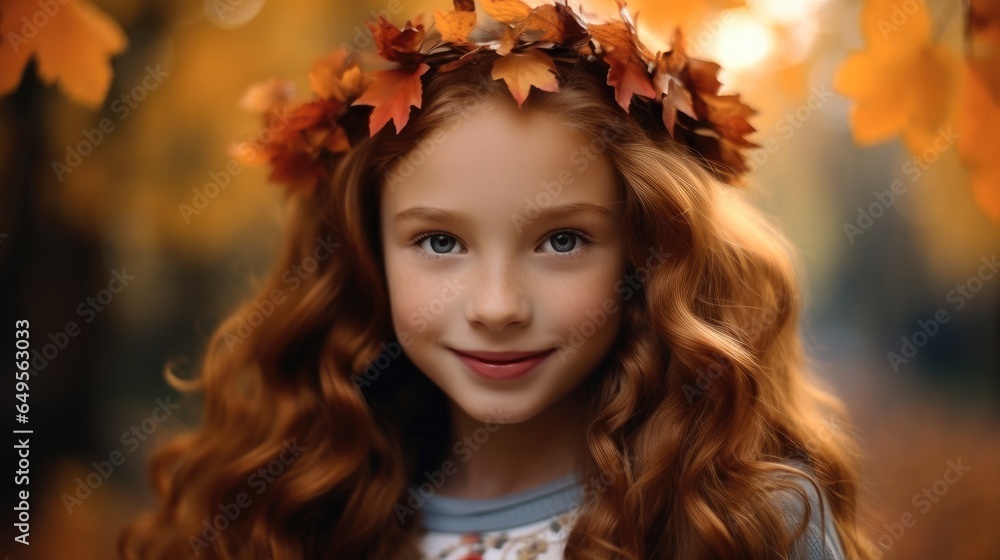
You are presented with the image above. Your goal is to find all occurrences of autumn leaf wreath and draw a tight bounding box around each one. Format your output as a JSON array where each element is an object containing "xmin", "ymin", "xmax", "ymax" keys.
[{"xmin": 230, "ymin": 0, "xmax": 758, "ymax": 194}]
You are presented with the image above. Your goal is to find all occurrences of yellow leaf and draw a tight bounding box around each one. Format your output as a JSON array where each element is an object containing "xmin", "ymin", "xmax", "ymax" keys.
[
  {"xmin": 480, "ymin": 0, "xmax": 532, "ymax": 25},
  {"xmin": 834, "ymin": 0, "xmax": 959, "ymax": 155},
  {"xmin": 434, "ymin": 8, "xmax": 477, "ymax": 44}
]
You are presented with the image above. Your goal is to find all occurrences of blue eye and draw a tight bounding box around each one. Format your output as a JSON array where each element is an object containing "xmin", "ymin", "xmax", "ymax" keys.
[
  {"xmin": 540, "ymin": 230, "xmax": 589, "ymax": 255},
  {"xmin": 414, "ymin": 233, "xmax": 460, "ymax": 255},
  {"xmin": 410, "ymin": 230, "xmax": 593, "ymax": 260}
]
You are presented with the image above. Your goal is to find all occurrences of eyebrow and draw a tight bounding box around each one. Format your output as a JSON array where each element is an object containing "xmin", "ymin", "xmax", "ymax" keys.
[{"xmin": 392, "ymin": 202, "xmax": 616, "ymax": 226}]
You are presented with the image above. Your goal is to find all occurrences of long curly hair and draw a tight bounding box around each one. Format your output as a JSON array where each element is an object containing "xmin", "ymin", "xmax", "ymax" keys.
[{"xmin": 119, "ymin": 52, "xmax": 879, "ymax": 560}]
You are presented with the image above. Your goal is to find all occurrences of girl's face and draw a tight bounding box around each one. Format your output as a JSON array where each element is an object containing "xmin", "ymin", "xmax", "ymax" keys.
[{"xmin": 379, "ymin": 102, "xmax": 626, "ymax": 424}]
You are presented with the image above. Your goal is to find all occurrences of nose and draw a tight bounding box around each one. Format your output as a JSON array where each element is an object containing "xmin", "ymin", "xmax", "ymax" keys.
[{"xmin": 463, "ymin": 257, "xmax": 532, "ymax": 333}]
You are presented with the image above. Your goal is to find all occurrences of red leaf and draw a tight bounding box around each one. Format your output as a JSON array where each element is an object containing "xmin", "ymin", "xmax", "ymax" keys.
[
  {"xmin": 351, "ymin": 63, "xmax": 431, "ymax": 135},
  {"xmin": 367, "ymin": 16, "xmax": 427, "ymax": 68},
  {"xmin": 605, "ymin": 56, "xmax": 655, "ymax": 112}
]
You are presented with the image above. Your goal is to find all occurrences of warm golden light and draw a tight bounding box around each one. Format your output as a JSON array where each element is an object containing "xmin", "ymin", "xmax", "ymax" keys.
[
  {"xmin": 702, "ymin": 9, "xmax": 775, "ymax": 71},
  {"xmin": 747, "ymin": 0, "xmax": 828, "ymax": 24}
]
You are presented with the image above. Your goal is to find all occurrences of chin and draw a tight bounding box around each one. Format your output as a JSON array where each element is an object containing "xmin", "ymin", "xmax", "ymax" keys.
[{"xmin": 453, "ymin": 394, "xmax": 540, "ymax": 426}]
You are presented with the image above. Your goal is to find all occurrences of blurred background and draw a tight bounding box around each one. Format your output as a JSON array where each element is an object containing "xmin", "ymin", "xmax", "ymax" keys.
[{"xmin": 0, "ymin": 0, "xmax": 997, "ymax": 558}]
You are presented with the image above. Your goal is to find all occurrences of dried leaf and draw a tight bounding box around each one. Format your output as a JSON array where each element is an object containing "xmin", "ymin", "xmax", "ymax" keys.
[
  {"xmin": 308, "ymin": 48, "xmax": 369, "ymax": 102},
  {"xmin": 351, "ymin": 63, "xmax": 431, "ymax": 135},
  {"xmin": 0, "ymin": 0, "xmax": 127, "ymax": 107},
  {"xmin": 434, "ymin": 0, "xmax": 477, "ymax": 44},
  {"xmin": 653, "ymin": 29, "xmax": 696, "ymax": 130},
  {"xmin": 661, "ymin": 79, "xmax": 690, "ymax": 136},
  {"xmin": 517, "ymin": 4, "xmax": 564, "ymax": 43},
  {"xmin": 491, "ymin": 48, "xmax": 559, "ymax": 107},
  {"xmin": 497, "ymin": 25, "xmax": 519, "ymax": 56},
  {"xmin": 605, "ymin": 55, "xmax": 655, "ymax": 111},
  {"xmin": 613, "ymin": 0, "xmax": 655, "ymax": 61},
  {"xmin": 588, "ymin": 20, "xmax": 633, "ymax": 59},
  {"xmin": 480, "ymin": 0, "xmax": 532, "ymax": 25},
  {"xmin": 697, "ymin": 94, "xmax": 757, "ymax": 147},
  {"xmin": 587, "ymin": 0, "xmax": 654, "ymax": 64},
  {"xmin": 653, "ymin": 29, "xmax": 688, "ymax": 79},
  {"xmin": 231, "ymin": 98, "xmax": 351, "ymax": 193},
  {"xmin": 686, "ymin": 59, "xmax": 723, "ymax": 96},
  {"xmin": 484, "ymin": 2, "xmax": 580, "ymax": 54},
  {"xmin": 685, "ymin": 59, "xmax": 757, "ymax": 148},
  {"xmin": 367, "ymin": 15, "xmax": 426, "ymax": 68}
]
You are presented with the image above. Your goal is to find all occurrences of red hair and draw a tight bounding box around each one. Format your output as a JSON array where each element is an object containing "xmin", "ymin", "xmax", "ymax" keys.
[{"xmin": 120, "ymin": 53, "xmax": 879, "ymax": 559}]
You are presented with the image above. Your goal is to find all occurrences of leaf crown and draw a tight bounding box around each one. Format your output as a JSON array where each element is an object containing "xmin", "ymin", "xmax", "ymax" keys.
[{"xmin": 232, "ymin": 0, "xmax": 759, "ymax": 194}]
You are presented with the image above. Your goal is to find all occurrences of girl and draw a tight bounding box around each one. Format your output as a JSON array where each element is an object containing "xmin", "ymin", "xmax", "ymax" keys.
[{"xmin": 120, "ymin": 2, "xmax": 877, "ymax": 558}]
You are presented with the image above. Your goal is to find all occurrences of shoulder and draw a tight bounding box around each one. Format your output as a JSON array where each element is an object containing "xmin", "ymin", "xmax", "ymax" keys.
[{"xmin": 769, "ymin": 459, "xmax": 848, "ymax": 560}]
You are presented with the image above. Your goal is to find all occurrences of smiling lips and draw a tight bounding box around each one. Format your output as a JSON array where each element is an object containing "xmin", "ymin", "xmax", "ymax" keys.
[{"xmin": 450, "ymin": 348, "xmax": 556, "ymax": 380}]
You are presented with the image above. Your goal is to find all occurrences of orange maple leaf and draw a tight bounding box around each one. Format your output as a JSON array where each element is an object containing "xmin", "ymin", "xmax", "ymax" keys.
[
  {"xmin": 351, "ymin": 63, "xmax": 431, "ymax": 135},
  {"xmin": 434, "ymin": 0, "xmax": 477, "ymax": 44},
  {"xmin": 0, "ymin": 0, "xmax": 128, "ymax": 108},
  {"xmin": 834, "ymin": 0, "xmax": 959, "ymax": 155},
  {"xmin": 490, "ymin": 48, "xmax": 560, "ymax": 107}
]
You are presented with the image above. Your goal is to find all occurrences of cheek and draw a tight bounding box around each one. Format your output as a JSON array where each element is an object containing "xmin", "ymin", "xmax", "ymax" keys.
[
  {"xmin": 384, "ymin": 252, "xmax": 416, "ymax": 331},
  {"xmin": 385, "ymin": 257, "xmax": 453, "ymax": 336},
  {"xmin": 543, "ymin": 264, "xmax": 625, "ymax": 336}
]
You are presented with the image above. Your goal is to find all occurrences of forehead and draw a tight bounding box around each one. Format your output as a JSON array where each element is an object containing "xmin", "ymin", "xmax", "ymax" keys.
[{"xmin": 380, "ymin": 103, "xmax": 621, "ymax": 215}]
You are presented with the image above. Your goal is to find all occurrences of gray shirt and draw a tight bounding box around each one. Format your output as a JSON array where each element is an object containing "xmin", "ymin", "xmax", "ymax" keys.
[{"xmin": 419, "ymin": 462, "xmax": 846, "ymax": 559}]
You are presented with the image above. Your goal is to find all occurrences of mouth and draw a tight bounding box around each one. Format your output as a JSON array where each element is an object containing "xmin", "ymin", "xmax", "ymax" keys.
[{"xmin": 449, "ymin": 348, "xmax": 556, "ymax": 380}]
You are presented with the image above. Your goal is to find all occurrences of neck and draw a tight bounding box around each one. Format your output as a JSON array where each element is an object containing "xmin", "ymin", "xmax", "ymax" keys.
[{"xmin": 434, "ymin": 382, "xmax": 590, "ymax": 499}]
